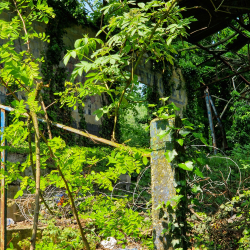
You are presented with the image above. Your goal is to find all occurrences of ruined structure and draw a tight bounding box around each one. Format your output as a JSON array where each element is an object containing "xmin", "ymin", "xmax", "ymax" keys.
[
  {"xmin": 0, "ymin": 11, "xmax": 187, "ymax": 135},
  {"xmin": 0, "ymin": 10, "xmax": 188, "ymax": 225}
]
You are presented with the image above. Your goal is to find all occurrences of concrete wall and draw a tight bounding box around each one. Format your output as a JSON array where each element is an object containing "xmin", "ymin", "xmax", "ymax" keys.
[
  {"xmin": 0, "ymin": 10, "xmax": 188, "ymax": 132},
  {"xmin": 0, "ymin": 10, "xmax": 102, "ymax": 136},
  {"xmin": 130, "ymin": 59, "xmax": 188, "ymax": 116}
]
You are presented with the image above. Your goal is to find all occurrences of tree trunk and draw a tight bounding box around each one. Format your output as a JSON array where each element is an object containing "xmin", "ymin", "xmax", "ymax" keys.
[{"xmin": 30, "ymin": 111, "xmax": 41, "ymax": 250}]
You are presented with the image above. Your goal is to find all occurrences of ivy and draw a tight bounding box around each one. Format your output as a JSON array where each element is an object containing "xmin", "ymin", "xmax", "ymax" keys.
[{"xmin": 41, "ymin": 0, "xmax": 89, "ymax": 145}]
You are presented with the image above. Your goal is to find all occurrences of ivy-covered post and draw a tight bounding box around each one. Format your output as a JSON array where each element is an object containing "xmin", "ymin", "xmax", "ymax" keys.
[{"xmin": 150, "ymin": 118, "xmax": 175, "ymax": 249}]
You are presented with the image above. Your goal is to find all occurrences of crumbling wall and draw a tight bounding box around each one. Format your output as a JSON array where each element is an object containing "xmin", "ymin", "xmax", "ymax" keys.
[
  {"xmin": 0, "ymin": 10, "xmax": 188, "ymax": 222},
  {"xmin": 0, "ymin": 11, "xmax": 102, "ymax": 135}
]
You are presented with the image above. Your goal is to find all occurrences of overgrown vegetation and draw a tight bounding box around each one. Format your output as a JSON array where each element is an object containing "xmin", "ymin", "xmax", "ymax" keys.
[{"xmin": 0, "ymin": 0, "xmax": 250, "ymax": 249}]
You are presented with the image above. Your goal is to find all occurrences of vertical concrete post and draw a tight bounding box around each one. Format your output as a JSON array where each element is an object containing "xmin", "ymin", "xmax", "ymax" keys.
[
  {"xmin": 0, "ymin": 108, "xmax": 6, "ymax": 250},
  {"xmin": 150, "ymin": 118, "xmax": 175, "ymax": 249}
]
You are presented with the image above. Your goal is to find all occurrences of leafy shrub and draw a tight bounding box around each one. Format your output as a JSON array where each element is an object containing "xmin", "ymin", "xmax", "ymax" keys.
[
  {"xmin": 80, "ymin": 195, "xmax": 153, "ymax": 248},
  {"xmin": 191, "ymin": 191, "xmax": 250, "ymax": 249}
]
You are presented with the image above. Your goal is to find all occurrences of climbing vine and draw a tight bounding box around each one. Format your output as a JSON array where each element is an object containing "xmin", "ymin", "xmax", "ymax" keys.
[{"xmin": 41, "ymin": 0, "xmax": 89, "ymax": 145}]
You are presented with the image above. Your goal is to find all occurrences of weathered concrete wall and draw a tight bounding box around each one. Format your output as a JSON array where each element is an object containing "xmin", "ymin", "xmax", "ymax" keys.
[
  {"xmin": 0, "ymin": 11, "xmax": 188, "ymax": 133},
  {"xmin": 0, "ymin": 11, "xmax": 102, "ymax": 135},
  {"xmin": 168, "ymin": 68, "xmax": 188, "ymax": 116},
  {"xmin": 128, "ymin": 57, "xmax": 187, "ymax": 116}
]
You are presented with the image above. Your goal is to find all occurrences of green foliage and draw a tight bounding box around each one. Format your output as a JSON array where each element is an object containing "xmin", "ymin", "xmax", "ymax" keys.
[
  {"xmin": 227, "ymin": 92, "xmax": 250, "ymax": 146},
  {"xmin": 41, "ymin": 0, "xmax": 89, "ymax": 145},
  {"xmin": 190, "ymin": 191, "xmax": 250, "ymax": 250},
  {"xmin": 2, "ymin": 0, "xmax": 249, "ymax": 249},
  {"xmin": 57, "ymin": 0, "xmax": 194, "ymax": 141},
  {"xmin": 17, "ymin": 220, "xmax": 97, "ymax": 250},
  {"xmin": 80, "ymin": 195, "xmax": 152, "ymax": 246},
  {"xmin": 150, "ymin": 97, "xmax": 250, "ymax": 249},
  {"xmin": 119, "ymin": 104, "xmax": 150, "ymax": 147},
  {"xmin": 36, "ymin": 222, "xmax": 86, "ymax": 249}
]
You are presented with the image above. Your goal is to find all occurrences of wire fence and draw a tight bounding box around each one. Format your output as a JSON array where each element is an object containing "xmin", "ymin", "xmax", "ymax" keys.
[{"xmin": 13, "ymin": 145, "xmax": 248, "ymax": 223}]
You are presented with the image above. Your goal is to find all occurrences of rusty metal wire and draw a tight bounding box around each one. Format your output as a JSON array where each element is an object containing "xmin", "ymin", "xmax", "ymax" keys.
[
  {"xmin": 15, "ymin": 186, "xmax": 70, "ymax": 221},
  {"xmin": 190, "ymin": 145, "xmax": 243, "ymax": 208}
]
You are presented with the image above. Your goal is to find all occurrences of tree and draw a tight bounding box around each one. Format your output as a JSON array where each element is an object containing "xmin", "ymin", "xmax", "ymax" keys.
[
  {"xmin": 58, "ymin": 0, "xmax": 194, "ymax": 141},
  {"xmin": 0, "ymin": 1, "xmax": 91, "ymax": 249}
]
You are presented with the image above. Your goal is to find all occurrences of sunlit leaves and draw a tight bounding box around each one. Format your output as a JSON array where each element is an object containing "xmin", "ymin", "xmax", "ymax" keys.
[
  {"xmin": 194, "ymin": 168, "xmax": 204, "ymax": 178},
  {"xmin": 178, "ymin": 161, "xmax": 194, "ymax": 171},
  {"xmin": 165, "ymin": 149, "xmax": 178, "ymax": 162},
  {"xmin": 177, "ymin": 139, "xmax": 184, "ymax": 146},
  {"xmin": 1, "ymin": 120, "xmax": 28, "ymax": 145},
  {"xmin": 58, "ymin": 0, "xmax": 194, "ymax": 122}
]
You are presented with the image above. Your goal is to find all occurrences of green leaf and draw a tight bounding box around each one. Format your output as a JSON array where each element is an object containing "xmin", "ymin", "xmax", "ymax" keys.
[
  {"xmin": 86, "ymin": 72, "xmax": 97, "ymax": 77},
  {"xmin": 179, "ymin": 129, "xmax": 190, "ymax": 137},
  {"xmin": 184, "ymin": 126, "xmax": 194, "ymax": 130},
  {"xmin": 166, "ymin": 37, "xmax": 173, "ymax": 46},
  {"xmin": 156, "ymin": 130, "xmax": 167, "ymax": 139},
  {"xmin": 165, "ymin": 149, "xmax": 177, "ymax": 162},
  {"xmin": 155, "ymin": 204, "xmax": 162, "ymax": 210},
  {"xmin": 177, "ymin": 139, "xmax": 184, "ymax": 146},
  {"xmin": 159, "ymin": 97, "xmax": 169, "ymax": 102},
  {"xmin": 138, "ymin": 2, "xmax": 145, "ymax": 8},
  {"xmin": 178, "ymin": 161, "xmax": 193, "ymax": 171},
  {"xmin": 148, "ymin": 104, "xmax": 157, "ymax": 107},
  {"xmin": 194, "ymin": 168, "xmax": 204, "ymax": 178},
  {"xmin": 96, "ymin": 29, "xmax": 103, "ymax": 37},
  {"xmin": 110, "ymin": 58, "xmax": 116, "ymax": 64},
  {"xmin": 121, "ymin": 97, "xmax": 129, "ymax": 105},
  {"xmin": 172, "ymin": 239, "xmax": 180, "ymax": 247},
  {"xmin": 193, "ymin": 132, "xmax": 208, "ymax": 145},
  {"xmin": 143, "ymin": 156, "xmax": 148, "ymax": 165},
  {"xmin": 64, "ymin": 52, "xmax": 71, "ymax": 65},
  {"xmin": 93, "ymin": 109, "xmax": 104, "ymax": 121},
  {"xmin": 70, "ymin": 51, "xmax": 76, "ymax": 58},
  {"xmin": 182, "ymin": 119, "xmax": 194, "ymax": 126},
  {"xmin": 191, "ymin": 184, "xmax": 202, "ymax": 193},
  {"xmin": 171, "ymin": 195, "xmax": 184, "ymax": 203},
  {"xmin": 14, "ymin": 190, "xmax": 23, "ymax": 199},
  {"xmin": 74, "ymin": 39, "xmax": 82, "ymax": 48},
  {"xmin": 159, "ymin": 114, "xmax": 175, "ymax": 120},
  {"xmin": 124, "ymin": 45, "xmax": 131, "ymax": 53}
]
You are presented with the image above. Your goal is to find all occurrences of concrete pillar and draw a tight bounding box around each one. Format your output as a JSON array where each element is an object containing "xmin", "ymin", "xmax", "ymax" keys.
[{"xmin": 150, "ymin": 118, "xmax": 175, "ymax": 249}]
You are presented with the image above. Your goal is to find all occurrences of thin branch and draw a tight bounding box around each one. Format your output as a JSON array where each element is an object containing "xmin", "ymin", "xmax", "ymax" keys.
[
  {"xmin": 39, "ymin": 109, "xmax": 91, "ymax": 250},
  {"xmin": 85, "ymin": 0, "xmax": 95, "ymax": 12},
  {"xmin": 27, "ymin": 118, "xmax": 54, "ymax": 215},
  {"xmin": 196, "ymin": 67, "xmax": 250, "ymax": 90},
  {"xmin": 29, "ymin": 110, "xmax": 41, "ymax": 250},
  {"xmin": 39, "ymin": 132, "xmax": 91, "ymax": 250},
  {"xmin": 217, "ymin": 0, "xmax": 225, "ymax": 11},
  {"xmin": 111, "ymin": 0, "xmax": 179, "ymax": 140},
  {"xmin": 211, "ymin": 95, "xmax": 228, "ymax": 102},
  {"xmin": 40, "ymin": 97, "xmax": 52, "ymax": 140},
  {"xmin": 45, "ymin": 101, "xmax": 56, "ymax": 110},
  {"xmin": 13, "ymin": 0, "xmax": 30, "ymax": 52},
  {"xmin": 178, "ymin": 32, "xmax": 237, "ymax": 52},
  {"xmin": 0, "ymin": 77, "xmax": 21, "ymax": 102},
  {"xmin": 221, "ymin": 5, "xmax": 250, "ymax": 11}
]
